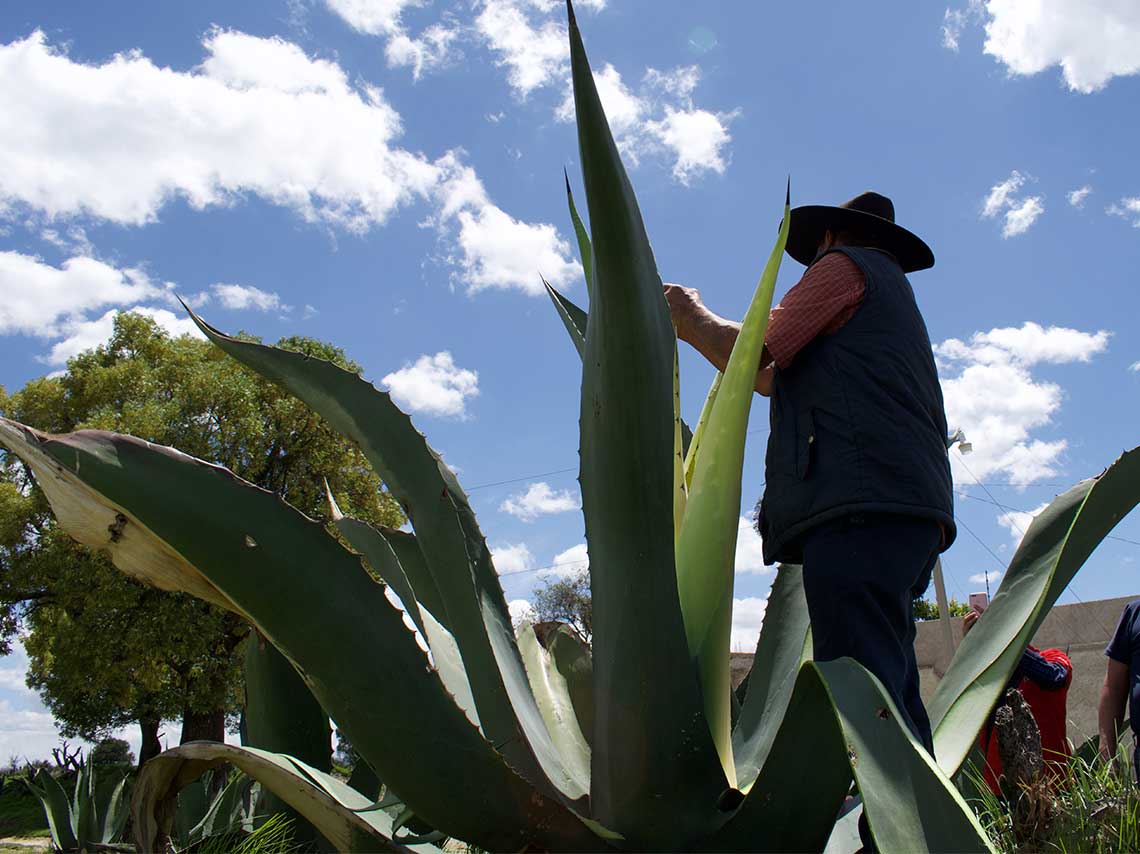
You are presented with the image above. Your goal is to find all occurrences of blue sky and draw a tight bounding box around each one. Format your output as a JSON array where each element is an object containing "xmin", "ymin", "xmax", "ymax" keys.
[{"xmin": 0, "ymin": 0, "xmax": 1138, "ymax": 761}]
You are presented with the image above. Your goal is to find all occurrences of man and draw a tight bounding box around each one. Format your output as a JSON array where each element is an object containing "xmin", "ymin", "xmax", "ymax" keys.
[
  {"xmin": 1099, "ymin": 598, "xmax": 1140, "ymax": 781},
  {"xmin": 666, "ymin": 191, "xmax": 955, "ymax": 754},
  {"xmin": 962, "ymin": 609, "xmax": 1073, "ymax": 793}
]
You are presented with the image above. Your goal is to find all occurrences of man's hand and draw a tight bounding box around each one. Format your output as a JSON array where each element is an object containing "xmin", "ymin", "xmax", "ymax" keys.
[
  {"xmin": 962, "ymin": 609, "xmax": 979, "ymax": 637},
  {"xmin": 663, "ymin": 283, "xmax": 706, "ymax": 342}
]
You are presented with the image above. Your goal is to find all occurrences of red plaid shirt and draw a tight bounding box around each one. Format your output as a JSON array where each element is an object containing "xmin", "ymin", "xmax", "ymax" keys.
[{"xmin": 765, "ymin": 252, "xmax": 865, "ymax": 370}]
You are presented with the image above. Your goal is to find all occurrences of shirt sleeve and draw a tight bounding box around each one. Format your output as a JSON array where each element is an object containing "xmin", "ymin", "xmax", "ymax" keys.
[
  {"xmin": 765, "ymin": 252, "xmax": 865, "ymax": 370},
  {"xmin": 1018, "ymin": 647, "xmax": 1071, "ymax": 691},
  {"xmin": 1106, "ymin": 601, "xmax": 1137, "ymax": 664}
]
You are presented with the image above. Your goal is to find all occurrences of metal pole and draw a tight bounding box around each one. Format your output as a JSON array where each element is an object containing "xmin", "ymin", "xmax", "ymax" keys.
[{"xmin": 932, "ymin": 558, "xmax": 957, "ymax": 667}]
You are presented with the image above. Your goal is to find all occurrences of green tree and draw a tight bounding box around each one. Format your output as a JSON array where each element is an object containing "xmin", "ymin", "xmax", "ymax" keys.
[
  {"xmin": 0, "ymin": 313, "xmax": 403, "ymax": 764},
  {"xmin": 913, "ymin": 596, "xmax": 970, "ymax": 621},
  {"xmin": 89, "ymin": 737, "xmax": 133, "ymax": 766},
  {"xmin": 531, "ymin": 571, "xmax": 592, "ymax": 644}
]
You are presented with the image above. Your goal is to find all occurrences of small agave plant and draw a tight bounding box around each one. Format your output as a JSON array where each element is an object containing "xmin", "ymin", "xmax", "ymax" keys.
[
  {"xmin": 24, "ymin": 763, "xmax": 131, "ymax": 853},
  {"xmin": 1, "ymin": 3, "xmax": 1136, "ymax": 852}
]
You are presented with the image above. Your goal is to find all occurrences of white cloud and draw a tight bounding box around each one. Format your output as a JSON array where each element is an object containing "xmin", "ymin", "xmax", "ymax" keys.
[
  {"xmin": 542, "ymin": 543, "xmax": 589, "ymax": 579},
  {"xmin": 323, "ymin": 1, "xmax": 458, "ymax": 78},
  {"xmin": 980, "ymin": 171, "xmax": 1043, "ymax": 238},
  {"xmin": 492, "ymin": 542, "xmax": 535, "ymax": 575},
  {"xmin": 0, "ymin": 665, "xmax": 31, "ymax": 694},
  {"xmin": 500, "ymin": 481, "xmax": 581, "ymax": 521},
  {"xmin": 508, "ymin": 598, "xmax": 536, "ymax": 627},
  {"xmin": 978, "ymin": 0, "xmax": 1140, "ymax": 93},
  {"xmin": 982, "ymin": 171, "xmax": 1025, "ymax": 218},
  {"xmin": 1067, "ymin": 185, "xmax": 1092, "ymax": 208},
  {"xmin": 1107, "ymin": 196, "xmax": 1140, "ymax": 228},
  {"xmin": 996, "ymin": 501, "xmax": 1050, "ymax": 544},
  {"xmin": 645, "ymin": 106, "xmax": 735, "ymax": 184},
  {"xmin": 0, "ymin": 30, "xmax": 440, "ymax": 230},
  {"xmin": 554, "ymin": 63, "xmax": 736, "ymax": 183},
  {"xmin": 45, "ymin": 307, "xmax": 204, "ymax": 366},
  {"xmin": 475, "ymin": 0, "xmax": 569, "ymax": 97},
  {"xmin": 0, "ymin": 31, "xmax": 581, "ymax": 295},
  {"xmin": 731, "ymin": 596, "xmax": 768, "ymax": 653},
  {"xmin": 453, "ymin": 202, "xmax": 581, "ymax": 295},
  {"xmin": 941, "ymin": 3, "xmax": 982, "ymax": 52},
  {"xmin": 0, "ymin": 251, "xmax": 166, "ymax": 337},
  {"xmin": 1131, "ymin": 361, "xmax": 1140, "ymax": 373},
  {"xmin": 968, "ymin": 570, "xmax": 1003, "ymax": 586},
  {"xmin": 1001, "ymin": 196, "xmax": 1044, "ymax": 237},
  {"xmin": 734, "ymin": 516, "xmax": 769, "ymax": 574},
  {"xmin": 381, "ymin": 351, "xmax": 479, "ymax": 417},
  {"xmin": 936, "ymin": 323, "xmax": 1110, "ymax": 486},
  {"xmin": 210, "ymin": 283, "xmax": 289, "ymax": 313}
]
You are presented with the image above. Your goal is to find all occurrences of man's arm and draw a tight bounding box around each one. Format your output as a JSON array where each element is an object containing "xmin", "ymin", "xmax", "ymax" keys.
[
  {"xmin": 663, "ymin": 285, "xmax": 774, "ymax": 395},
  {"xmin": 1098, "ymin": 658, "xmax": 1130, "ymax": 762}
]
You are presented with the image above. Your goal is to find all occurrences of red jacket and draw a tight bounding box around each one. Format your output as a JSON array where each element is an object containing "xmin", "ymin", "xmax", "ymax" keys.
[{"xmin": 979, "ymin": 646, "xmax": 1073, "ymax": 794}]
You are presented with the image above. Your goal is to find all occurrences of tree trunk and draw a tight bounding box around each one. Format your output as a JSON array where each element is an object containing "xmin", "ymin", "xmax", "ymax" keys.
[
  {"xmin": 179, "ymin": 706, "xmax": 226, "ymax": 744},
  {"xmin": 138, "ymin": 715, "xmax": 162, "ymax": 767}
]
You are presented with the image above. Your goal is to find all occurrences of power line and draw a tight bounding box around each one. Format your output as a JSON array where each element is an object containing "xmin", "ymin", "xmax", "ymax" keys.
[{"xmin": 466, "ymin": 467, "xmax": 577, "ymax": 493}]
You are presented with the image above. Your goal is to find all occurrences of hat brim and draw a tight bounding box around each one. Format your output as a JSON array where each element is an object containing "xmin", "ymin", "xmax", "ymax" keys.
[{"xmin": 785, "ymin": 205, "xmax": 934, "ymax": 273}]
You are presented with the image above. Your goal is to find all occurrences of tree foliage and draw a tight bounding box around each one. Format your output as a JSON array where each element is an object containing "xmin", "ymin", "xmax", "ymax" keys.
[
  {"xmin": 914, "ymin": 596, "xmax": 971, "ymax": 621},
  {"xmin": 0, "ymin": 313, "xmax": 403, "ymax": 752},
  {"xmin": 531, "ymin": 570, "xmax": 592, "ymax": 644},
  {"xmin": 89, "ymin": 737, "xmax": 134, "ymax": 766}
]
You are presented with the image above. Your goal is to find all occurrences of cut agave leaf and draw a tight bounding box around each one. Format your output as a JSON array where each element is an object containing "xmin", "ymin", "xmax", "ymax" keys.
[
  {"xmin": 131, "ymin": 743, "xmax": 438, "ymax": 853},
  {"xmin": 0, "ymin": 419, "xmax": 603, "ymax": 852},
  {"xmin": 674, "ymin": 184, "xmax": 790, "ymax": 786},
  {"xmin": 929, "ymin": 446, "xmax": 1140, "ymax": 776},
  {"xmin": 517, "ymin": 622, "xmax": 591, "ymax": 789},
  {"xmin": 565, "ymin": 170, "xmax": 595, "ymax": 306},
  {"xmin": 567, "ymin": 0, "xmax": 727, "ymax": 843}
]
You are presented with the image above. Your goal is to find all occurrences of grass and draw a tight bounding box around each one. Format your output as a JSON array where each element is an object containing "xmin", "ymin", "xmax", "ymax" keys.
[
  {"xmin": 965, "ymin": 747, "xmax": 1140, "ymax": 852},
  {"xmin": 0, "ymin": 778, "xmax": 50, "ymax": 839}
]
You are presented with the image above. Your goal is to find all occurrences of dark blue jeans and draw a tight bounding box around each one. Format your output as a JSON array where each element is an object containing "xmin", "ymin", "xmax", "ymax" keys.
[{"xmin": 801, "ymin": 512, "xmax": 940, "ymax": 754}]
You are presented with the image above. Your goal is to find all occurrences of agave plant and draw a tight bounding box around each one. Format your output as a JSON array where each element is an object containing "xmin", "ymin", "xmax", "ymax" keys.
[
  {"xmin": 24, "ymin": 762, "xmax": 131, "ymax": 853},
  {"xmin": 2, "ymin": 3, "xmax": 1137, "ymax": 851}
]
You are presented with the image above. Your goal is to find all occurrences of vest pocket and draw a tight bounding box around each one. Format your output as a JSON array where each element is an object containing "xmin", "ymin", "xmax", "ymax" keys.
[{"xmin": 795, "ymin": 409, "xmax": 816, "ymax": 479}]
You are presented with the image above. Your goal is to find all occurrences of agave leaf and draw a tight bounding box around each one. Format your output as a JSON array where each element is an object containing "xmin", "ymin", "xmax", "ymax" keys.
[
  {"xmin": 244, "ymin": 630, "xmax": 335, "ymax": 849},
  {"xmin": 181, "ymin": 310, "xmax": 587, "ymax": 807},
  {"xmin": 380, "ymin": 527, "xmax": 449, "ymax": 633},
  {"xmin": 712, "ymin": 660, "xmax": 993, "ymax": 853},
  {"xmin": 567, "ymin": 0, "xmax": 727, "ymax": 841},
  {"xmin": 132, "ymin": 743, "xmax": 435, "ymax": 853},
  {"xmin": 544, "ymin": 277, "xmax": 588, "ymax": 359},
  {"xmin": 100, "ymin": 772, "xmax": 130, "ymax": 845},
  {"xmin": 244, "ymin": 634, "xmax": 332, "ymax": 772},
  {"xmin": 730, "ymin": 563, "xmax": 812, "ymax": 791},
  {"xmin": 673, "ymin": 341, "xmax": 687, "ymax": 537},
  {"xmin": 517, "ymin": 622, "xmax": 591, "ymax": 789},
  {"xmin": 683, "ymin": 371, "xmax": 723, "ymax": 491},
  {"xmin": 543, "ymin": 623, "xmax": 594, "ymax": 745},
  {"xmin": 565, "ymin": 170, "xmax": 595, "ymax": 305},
  {"xmin": 326, "ymin": 498, "xmax": 480, "ymax": 730},
  {"xmin": 25, "ymin": 769, "xmax": 79, "ymax": 851},
  {"xmin": 74, "ymin": 763, "xmax": 97, "ymax": 847},
  {"xmin": 707, "ymin": 661, "xmax": 852, "ymax": 852},
  {"xmin": 929, "ymin": 446, "xmax": 1140, "ymax": 776},
  {"xmin": 820, "ymin": 660, "xmax": 993, "ymax": 852},
  {"xmin": 0, "ymin": 419, "xmax": 603, "ymax": 852},
  {"xmin": 674, "ymin": 185, "xmax": 790, "ymax": 785}
]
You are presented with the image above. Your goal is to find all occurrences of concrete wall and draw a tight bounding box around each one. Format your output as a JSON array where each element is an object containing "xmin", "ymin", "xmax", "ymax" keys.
[
  {"xmin": 729, "ymin": 595, "xmax": 1137, "ymax": 745},
  {"xmin": 914, "ymin": 595, "xmax": 1136, "ymax": 744}
]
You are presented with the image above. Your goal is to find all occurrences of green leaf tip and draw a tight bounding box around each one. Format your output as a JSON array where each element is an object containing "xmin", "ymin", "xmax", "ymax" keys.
[{"xmin": 566, "ymin": 0, "xmax": 577, "ymax": 29}]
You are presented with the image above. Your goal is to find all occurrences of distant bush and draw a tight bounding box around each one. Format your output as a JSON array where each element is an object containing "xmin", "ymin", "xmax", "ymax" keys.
[{"xmin": 90, "ymin": 737, "xmax": 134, "ymax": 766}]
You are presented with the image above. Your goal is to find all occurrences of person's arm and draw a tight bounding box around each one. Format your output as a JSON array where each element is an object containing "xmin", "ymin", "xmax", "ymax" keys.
[
  {"xmin": 1018, "ymin": 648, "xmax": 1070, "ymax": 691},
  {"xmin": 1099, "ymin": 658, "xmax": 1130, "ymax": 762},
  {"xmin": 661, "ymin": 286, "xmax": 775, "ymax": 395},
  {"xmin": 663, "ymin": 253, "xmax": 864, "ymax": 397}
]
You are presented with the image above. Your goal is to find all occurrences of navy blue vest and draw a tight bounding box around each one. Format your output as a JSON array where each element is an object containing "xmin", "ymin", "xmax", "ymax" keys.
[{"xmin": 757, "ymin": 247, "xmax": 955, "ymax": 564}]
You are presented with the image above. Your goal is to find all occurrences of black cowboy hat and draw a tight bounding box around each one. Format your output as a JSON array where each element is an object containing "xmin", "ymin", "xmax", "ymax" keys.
[{"xmin": 785, "ymin": 191, "xmax": 934, "ymax": 273}]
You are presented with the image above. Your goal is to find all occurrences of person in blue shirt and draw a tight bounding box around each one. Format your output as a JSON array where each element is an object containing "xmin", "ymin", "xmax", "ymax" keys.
[{"xmin": 1099, "ymin": 599, "xmax": 1140, "ymax": 780}]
